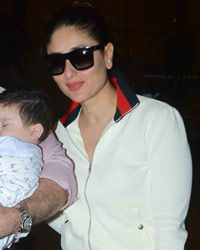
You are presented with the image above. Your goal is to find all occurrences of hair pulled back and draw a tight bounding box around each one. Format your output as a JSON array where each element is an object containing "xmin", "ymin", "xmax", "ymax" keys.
[{"xmin": 45, "ymin": 1, "xmax": 111, "ymax": 48}]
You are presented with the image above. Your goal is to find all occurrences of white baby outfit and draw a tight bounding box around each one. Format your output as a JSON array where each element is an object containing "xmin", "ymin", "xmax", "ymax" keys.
[{"xmin": 0, "ymin": 136, "xmax": 43, "ymax": 249}]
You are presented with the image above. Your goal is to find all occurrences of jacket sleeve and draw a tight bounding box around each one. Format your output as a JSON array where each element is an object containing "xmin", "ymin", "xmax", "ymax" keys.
[
  {"xmin": 47, "ymin": 211, "xmax": 67, "ymax": 234},
  {"xmin": 147, "ymin": 106, "xmax": 192, "ymax": 250},
  {"xmin": 40, "ymin": 132, "xmax": 77, "ymax": 208}
]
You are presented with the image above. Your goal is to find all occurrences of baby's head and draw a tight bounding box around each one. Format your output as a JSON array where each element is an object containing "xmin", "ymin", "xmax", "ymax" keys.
[{"xmin": 0, "ymin": 90, "xmax": 54, "ymax": 145}]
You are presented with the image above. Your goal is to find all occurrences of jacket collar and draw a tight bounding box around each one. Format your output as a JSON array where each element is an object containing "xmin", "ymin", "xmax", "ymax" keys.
[{"xmin": 60, "ymin": 75, "xmax": 139, "ymax": 127}]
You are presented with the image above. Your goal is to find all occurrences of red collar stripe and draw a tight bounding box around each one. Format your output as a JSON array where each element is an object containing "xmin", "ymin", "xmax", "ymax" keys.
[
  {"xmin": 112, "ymin": 77, "xmax": 132, "ymax": 118},
  {"xmin": 60, "ymin": 101, "xmax": 79, "ymax": 125}
]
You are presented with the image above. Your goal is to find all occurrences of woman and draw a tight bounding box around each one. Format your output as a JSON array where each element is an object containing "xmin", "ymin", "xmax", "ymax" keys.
[{"xmin": 44, "ymin": 2, "xmax": 192, "ymax": 250}]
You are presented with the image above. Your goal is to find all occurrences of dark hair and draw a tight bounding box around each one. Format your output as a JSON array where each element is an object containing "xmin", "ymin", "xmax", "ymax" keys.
[
  {"xmin": 45, "ymin": 1, "xmax": 111, "ymax": 48},
  {"xmin": 0, "ymin": 90, "xmax": 54, "ymax": 142}
]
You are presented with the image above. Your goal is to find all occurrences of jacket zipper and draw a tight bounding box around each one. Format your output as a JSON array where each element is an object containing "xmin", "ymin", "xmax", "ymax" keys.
[{"xmin": 84, "ymin": 162, "xmax": 92, "ymax": 250}]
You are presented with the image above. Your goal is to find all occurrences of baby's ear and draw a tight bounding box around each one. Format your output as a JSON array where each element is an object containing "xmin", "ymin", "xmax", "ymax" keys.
[{"xmin": 30, "ymin": 123, "xmax": 44, "ymax": 140}]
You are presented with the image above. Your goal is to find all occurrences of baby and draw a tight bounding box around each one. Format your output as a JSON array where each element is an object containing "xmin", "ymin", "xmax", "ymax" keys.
[{"xmin": 0, "ymin": 89, "xmax": 54, "ymax": 249}]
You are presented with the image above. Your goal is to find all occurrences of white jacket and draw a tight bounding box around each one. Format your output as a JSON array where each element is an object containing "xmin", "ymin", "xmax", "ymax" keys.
[{"xmin": 48, "ymin": 77, "xmax": 192, "ymax": 250}]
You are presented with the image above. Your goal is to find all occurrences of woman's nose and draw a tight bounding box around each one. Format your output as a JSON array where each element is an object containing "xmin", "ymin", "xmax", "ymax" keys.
[{"xmin": 63, "ymin": 60, "xmax": 77, "ymax": 79}]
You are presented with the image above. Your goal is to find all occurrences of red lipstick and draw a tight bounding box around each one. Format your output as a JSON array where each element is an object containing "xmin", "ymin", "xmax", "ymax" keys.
[{"xmin": 67, "ymin": 81, "xmax": 84, "ymax": 91}]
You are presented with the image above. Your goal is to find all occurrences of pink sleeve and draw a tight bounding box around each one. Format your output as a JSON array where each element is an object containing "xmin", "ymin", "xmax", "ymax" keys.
[{"xmin": 39, "ymin": 132, "xmax": 77, "ymax": 208}]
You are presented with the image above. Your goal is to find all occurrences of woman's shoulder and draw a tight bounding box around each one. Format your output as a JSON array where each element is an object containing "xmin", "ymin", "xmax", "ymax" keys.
[
  {"xmin": 135, "ymin": 94, "xmax": 176, "ymax": 114},
  {"xmin": 131, "ymin": 94, "xmax": 182, "ymax": 124},
  {"xmin": 137, "ymin": 94, "xmax": 171, "ymax": 109}
]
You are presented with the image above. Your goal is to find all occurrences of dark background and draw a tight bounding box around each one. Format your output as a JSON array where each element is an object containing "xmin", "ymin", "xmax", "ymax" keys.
[{"xmin": 0, "ymin": 0, "xmax": 199, "ymax": 249}]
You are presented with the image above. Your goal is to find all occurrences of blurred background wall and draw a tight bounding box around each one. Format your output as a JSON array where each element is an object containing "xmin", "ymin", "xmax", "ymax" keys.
[{"xmin": 0, "ymin": 0, "xmax": 199, "ymax": 249}]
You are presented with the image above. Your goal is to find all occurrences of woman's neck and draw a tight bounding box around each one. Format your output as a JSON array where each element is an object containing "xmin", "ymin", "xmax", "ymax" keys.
[{"xmin": 80, "ymin": 80, "xmax": 117, "ymax": 124}]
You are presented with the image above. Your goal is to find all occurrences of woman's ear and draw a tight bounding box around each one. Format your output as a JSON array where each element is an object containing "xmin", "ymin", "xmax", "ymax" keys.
[
  {"xmin": 104, "ymin": 42, "xmax": 114, "ymax": 70},
  {"xmin": 30, "ymin": 123, "xmax": 44, "ymax": 141}
]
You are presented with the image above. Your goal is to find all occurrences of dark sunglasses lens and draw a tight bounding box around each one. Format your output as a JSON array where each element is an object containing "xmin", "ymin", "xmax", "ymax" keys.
[
  {"xmin": 71, "ymin": 49, "xmax": 93, "ymax": 70},
  {"xmin": 46, "ymin": 55, "xmax": 65, "ymax": 75}
]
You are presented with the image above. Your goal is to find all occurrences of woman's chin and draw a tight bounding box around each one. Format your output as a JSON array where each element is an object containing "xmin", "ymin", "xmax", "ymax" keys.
[{"xmin": 69, "ymin": 94, "xmax": 86, "ymax": 104}]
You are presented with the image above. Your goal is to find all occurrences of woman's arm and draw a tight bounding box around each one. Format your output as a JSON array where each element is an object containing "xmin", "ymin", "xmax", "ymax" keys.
[
  {"xmin": 0, "ymin": 132, "xmax": 77, "ymax": 237},
  {"xmin": 148, "ymin": 106, "xmax": 192, "ymax": 250}
]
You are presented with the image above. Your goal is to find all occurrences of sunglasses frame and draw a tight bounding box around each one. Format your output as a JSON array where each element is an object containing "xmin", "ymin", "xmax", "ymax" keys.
[{"xmin": 45, "ymin": 44, "xmax": 104, "ymax": 76}]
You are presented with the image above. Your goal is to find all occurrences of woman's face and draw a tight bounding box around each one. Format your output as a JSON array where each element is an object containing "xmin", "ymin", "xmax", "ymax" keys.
[{"xmin": 46, "ymin": 26, "xmax": 113, "ymax": 104}]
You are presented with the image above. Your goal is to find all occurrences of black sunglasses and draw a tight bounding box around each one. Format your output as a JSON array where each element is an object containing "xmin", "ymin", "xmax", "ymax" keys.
[{"xmin": 44, "ymin": 44, "xmax": 104, "ymax": 76}]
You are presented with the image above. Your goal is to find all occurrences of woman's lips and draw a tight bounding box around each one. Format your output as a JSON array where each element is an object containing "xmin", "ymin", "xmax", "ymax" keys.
[{"xmin": 67, "ymin": 81, "xmax": 84, "ymax": 91}]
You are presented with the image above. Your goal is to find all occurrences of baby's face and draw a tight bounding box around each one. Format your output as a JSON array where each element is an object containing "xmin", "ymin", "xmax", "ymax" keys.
[{"xmin": 0, "ymin": 104, "xmax": 32, "ymax": 143}]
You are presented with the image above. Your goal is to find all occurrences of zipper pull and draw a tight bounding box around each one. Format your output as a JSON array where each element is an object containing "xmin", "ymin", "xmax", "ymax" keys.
[{"xmin": 88, "ymin": 163, "xmax": 92, "ymax": 173}]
